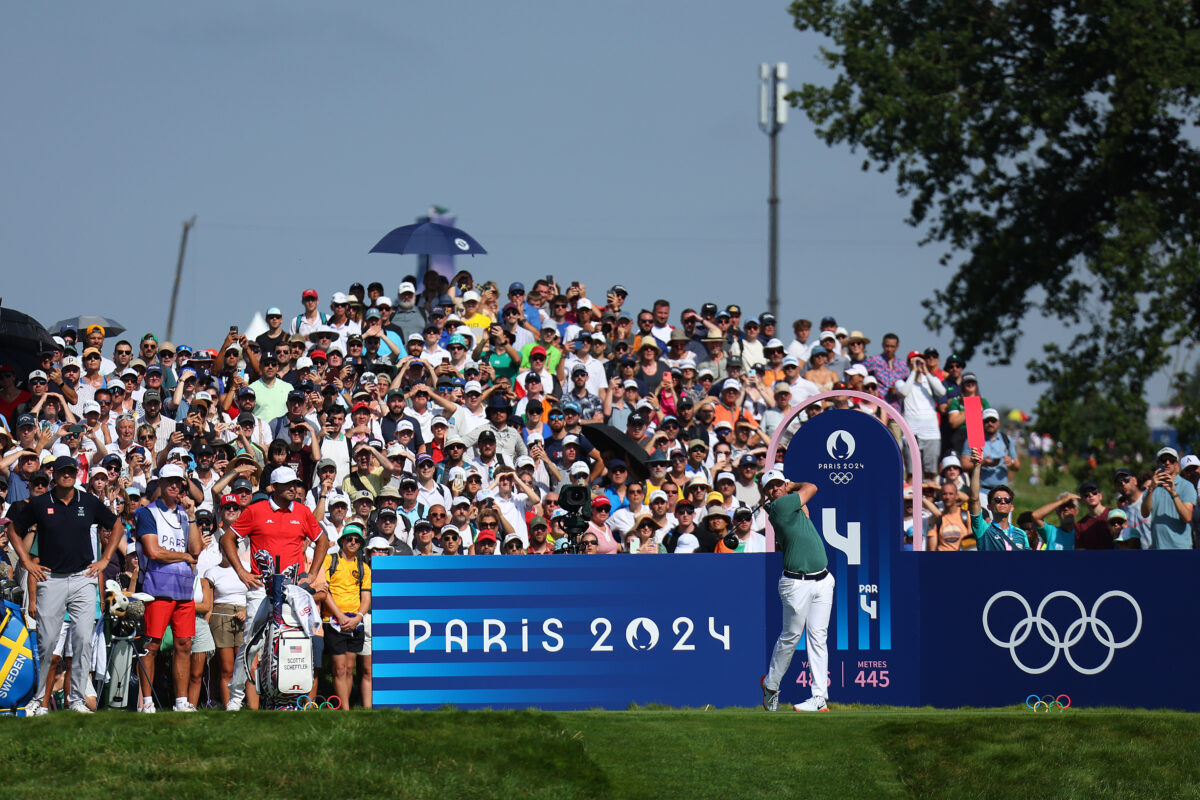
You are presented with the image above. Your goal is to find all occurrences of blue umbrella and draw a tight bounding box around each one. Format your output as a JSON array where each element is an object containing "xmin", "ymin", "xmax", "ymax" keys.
[{"xmin": 370, "ymin": 221, "xmax": 487, "ymax": 256}]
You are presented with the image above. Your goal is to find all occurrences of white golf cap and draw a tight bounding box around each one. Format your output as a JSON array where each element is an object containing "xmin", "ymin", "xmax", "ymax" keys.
[
  {"xmin": 82, "ymin": 401, "xmax": 101, "ymax": 415},
  {"xmin": 375, "ymin": 296, "xmax": 392, "ymax": 307},
  {"xmin": 982, "ymin": 408, "xmax": 1000, "ymax": 421},
  {"xmin": 1181, "ymin": 454, "xmax": 1200, "ymax": 470},
  {"xmin": 846, "ymin": 364, "xmax": 868, "ymax": 377},
  {"xmin": 762, "ymin": 470, "xmax": 786, "ymax": 487},
  {"xmin": 331, "ymin": 292, "xmax": 349, "ymax": 304},
  {"xmin": 648, "ymin": 489, "xmax": 668, "ymax": 503},
  {"xmin": 398, "ymin": 281, "xmax": 416, "ymax": 295},
  {"xmin": 1157, "ymin": 446, "xmax": 1180, "ymax": 460},
  {"xmin": 940, "ymin": 455, "xmax": 962, "ymax": 470},
  {"xmin": 464, "ymin": 380, "xmax": 483, "ymax": 393},
  {"xmin": 569, "ymin": 461, "xmax": 590, "ymax": 475},
  {"xmin": 463, "ymin": 290, "xmax": 481, "ymax": 303},
  {"xmin": 295, "ymin": 356, "xmax": 313, "ymax": 370},
  {"xmin": 451, "ymin": 494, "xmax": 471, "ymax": 507},
  {"xmin": 270, "ymin": 466, "xmax": 301, "ymax": 485},
  {"xmin": 577, "ymin": 298, "xmax": 594, "ymax": 310},
  {"xmin": 366, "ymin": 536, "xmax": 392, "ymax": 551},
  {"xmin": 158, "ymin": 464, "xmax": 187, "ymax": 481},
  {"xmin": 715, "ymin": 471, "xmax": 735, "ymax": 484}
]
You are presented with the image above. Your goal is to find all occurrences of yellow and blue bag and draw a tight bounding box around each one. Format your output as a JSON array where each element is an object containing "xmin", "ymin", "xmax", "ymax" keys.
[{"xmin": 0, "ymin": 599, "xmax": 38, "ymax": 714}]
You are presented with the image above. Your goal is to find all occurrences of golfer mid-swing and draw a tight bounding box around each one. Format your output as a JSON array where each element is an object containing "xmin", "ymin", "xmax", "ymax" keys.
[{"xmin": 759, "ymin": 470, "xmax": 834, "ymax": 712}]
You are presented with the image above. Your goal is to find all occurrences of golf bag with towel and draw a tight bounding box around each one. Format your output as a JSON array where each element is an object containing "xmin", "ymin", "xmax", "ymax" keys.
[
  {"xmin": 244, "ymin": 551, "xmax": 320, "ymax": 709},
  {"xmin": 0, "ymin": 579, "xmax": 39, "ymax": 715},
  {"xmin": 99, "ymin": 579, "xmax": 153, "ymax": 708}
]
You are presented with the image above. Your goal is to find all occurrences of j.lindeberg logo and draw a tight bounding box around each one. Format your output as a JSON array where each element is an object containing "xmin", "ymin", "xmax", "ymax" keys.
[{"xmin": 982, "ymin": 590, "xmax": 1142, "ymax": 675}]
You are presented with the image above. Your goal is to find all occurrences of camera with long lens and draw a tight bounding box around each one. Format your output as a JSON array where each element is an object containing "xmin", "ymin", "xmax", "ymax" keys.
[{"xmin": 556, "ymin": 484, "xmax": 593, "ymax": 553}]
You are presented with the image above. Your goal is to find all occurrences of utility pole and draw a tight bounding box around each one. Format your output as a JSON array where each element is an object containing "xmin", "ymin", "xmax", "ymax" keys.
[
  {"xmin": 166, "ymin": 216, "xmax": 196, "ymax": 342},
  {"xmin": 759, "ymin": 63, "xmax": 787, "ymax": 320}
]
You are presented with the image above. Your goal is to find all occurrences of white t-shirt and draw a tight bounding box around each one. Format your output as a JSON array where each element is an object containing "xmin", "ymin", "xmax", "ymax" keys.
[
  {"xmin": 481, "ymin": 489, "xmax": 531, "ymax": 545},
  {"xmin": 204, "ymin": 563, "xmax": 248, "ymax": 606}
]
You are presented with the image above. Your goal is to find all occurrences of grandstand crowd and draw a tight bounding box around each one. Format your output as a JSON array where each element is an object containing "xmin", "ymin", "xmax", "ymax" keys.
[{"xmin": 1, "ymin": 271, "xmax": 1196, "ymax": 711}]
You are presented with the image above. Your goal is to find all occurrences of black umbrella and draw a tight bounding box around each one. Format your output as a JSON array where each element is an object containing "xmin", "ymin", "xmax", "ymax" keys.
[
  {"xmin": 581, "ymin": 423, "xmax": 651, "ymax": 480},
  {"xmin": 0, "ymin": 305, "xmax": 56, "ymax": 378},
  {"xmin": 50, "ymin": 315, "xmax": 126, "ymax": 337}
]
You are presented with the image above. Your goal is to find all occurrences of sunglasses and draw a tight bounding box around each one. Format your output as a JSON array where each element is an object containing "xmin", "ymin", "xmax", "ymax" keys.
[{"xmin": 991, "ymin": 496, "xmax": 1014, "ymax": 505}]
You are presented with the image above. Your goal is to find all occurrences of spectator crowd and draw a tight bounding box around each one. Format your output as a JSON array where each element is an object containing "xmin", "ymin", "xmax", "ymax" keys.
[{"xmin": 1, "ymin": 270, "xmax": 1196, "ymax": 711}]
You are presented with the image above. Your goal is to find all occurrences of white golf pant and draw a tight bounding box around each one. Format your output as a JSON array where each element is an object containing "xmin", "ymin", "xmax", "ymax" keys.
[{"xmin": 765, "ymin": 572, "xmax": 834, "ymax": 700}]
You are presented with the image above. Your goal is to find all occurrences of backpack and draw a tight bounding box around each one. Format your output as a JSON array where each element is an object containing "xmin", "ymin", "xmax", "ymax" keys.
[{"xmin": 292, "ymin": 311, "xmax": 328, "ymax": 333}]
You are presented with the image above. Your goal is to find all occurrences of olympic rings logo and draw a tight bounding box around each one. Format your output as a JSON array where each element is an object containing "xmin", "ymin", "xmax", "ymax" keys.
[
  {"xmin": 828, "ymin": 472, "xmax": 853, "ymax": 484},
  {"xmin": 982, "ymin": 590, "xmax": 1142, "ymax": 675},
  {"xmin": 292, "ymin": 694, "xmax": 342, "ymax": 711},
  {"xmin": 1026, "ymin": 693, "xmax": 1071, "ymax": 712}
]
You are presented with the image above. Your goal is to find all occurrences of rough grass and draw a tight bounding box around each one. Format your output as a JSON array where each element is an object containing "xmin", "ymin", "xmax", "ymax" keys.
[{"xmin": 3, "ymin": 707, "xmax": 1198, "ymax": 800}]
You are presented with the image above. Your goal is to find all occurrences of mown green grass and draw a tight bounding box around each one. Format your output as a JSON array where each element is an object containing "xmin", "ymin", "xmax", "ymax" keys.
[{"xmin": 3, "ymin": 707, "xmax": 1198, "ymax": 800}]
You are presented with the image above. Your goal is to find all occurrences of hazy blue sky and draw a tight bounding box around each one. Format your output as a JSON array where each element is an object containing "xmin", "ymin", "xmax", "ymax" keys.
[{"xmin": 1, "ymin": 3, "xmax": 1170, "ymax": 411}]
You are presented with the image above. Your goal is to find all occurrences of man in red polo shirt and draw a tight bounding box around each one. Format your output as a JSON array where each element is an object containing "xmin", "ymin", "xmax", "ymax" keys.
[{"xmin": 223, "ymin": 466, "xmax": 328, "ymax": 590}]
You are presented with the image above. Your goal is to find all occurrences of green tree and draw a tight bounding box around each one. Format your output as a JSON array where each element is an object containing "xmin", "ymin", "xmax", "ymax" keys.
[{"xmin": 789, "ymin": 0, "xmax": 1200, "ymax": 456}]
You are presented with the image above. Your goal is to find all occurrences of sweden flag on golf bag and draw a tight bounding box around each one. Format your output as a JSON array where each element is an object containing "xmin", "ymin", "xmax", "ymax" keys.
[{"xmin": 0, "ymin": 599, "xmax": 38, "ymax": 714}]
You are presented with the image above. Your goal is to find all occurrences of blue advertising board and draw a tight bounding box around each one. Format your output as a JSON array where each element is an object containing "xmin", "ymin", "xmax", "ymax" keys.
[
  {"xmin": 371, "ymin": 555, "xmax": 781, "ymax": 710},
  {"xmin": 914, "ymin": 552, "xmax": 1197, "ymax": 709}
]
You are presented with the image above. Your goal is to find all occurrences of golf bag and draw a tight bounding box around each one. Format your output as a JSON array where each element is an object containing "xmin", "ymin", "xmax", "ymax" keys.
[
  {"xmin": 0, "ymin": 597, "xmax": 38, "ymax": 715},
  {"xmin": 247, "ymin": 552, "xmax": 319, "ymax": 709},
  {"xmin": 99, "ymin": 580, "xmax": 152, "ymax": 709}
]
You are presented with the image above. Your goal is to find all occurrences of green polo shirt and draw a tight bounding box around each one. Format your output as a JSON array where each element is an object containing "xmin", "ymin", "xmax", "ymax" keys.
[{"xmin": 767, "ymin": 493, "xmax": 827, "ymax": 574}]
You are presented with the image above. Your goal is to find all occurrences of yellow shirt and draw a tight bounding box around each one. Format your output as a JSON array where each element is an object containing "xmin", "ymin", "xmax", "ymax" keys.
[
  {"xmin": 321, "ymin": 552, "xmax": 371, "ymax": 619},
  {"xmin": 463, "ymin": 312, "xmax": 493, "ymax": 331}
]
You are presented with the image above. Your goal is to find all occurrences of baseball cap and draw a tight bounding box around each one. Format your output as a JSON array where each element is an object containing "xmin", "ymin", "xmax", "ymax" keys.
[
  {"xmin": 762, "ymin": 470, "xmax": 786, "ymax": 487},
  {"xmin": 569, "ymin": 461, "xmax": 590, "ymax": 476},
  {"xmin": 591, "ymin": 495, "xmax": 612, "ymax": 509},
  {"xmin": 845, "ymin": 364, "xmax": 868, "ymax": 378},
  {"xmin": 270, "ymin": 466, "xmax": 301, "ymax": 485},
  {"xmin": 158, "ymin": 464, "xmax": 186, "ymax": 481},
  {"xmin": 302, "ymin": 288, "xmax": 319, "ymax": 300},
  {"xmin": 51, "ymin": 455, "xmax": 79, "ymax": 473},
  {"xmin": 475, "ymin": 529, "xmax": 498, "ymax": 544},
  {"xmin": 1182, "ymin": 454, "xmax": 1200, "ymax": 471},
  {"xmin": 231, "ymin": 477, "xmax": 255, "ymax": 493},
  {"xmin": 961, "ymin": 371, "xmax": 979, "ymax": 383},
  {"xmin": 1157, "ymin": 446, "xmax": 1180, "ymax": 460},
  {"xmin": 220, "ymin": 493, "xmax": 240, "ymax": 507},
  {"xmin": 982, "ymin": 408, "xmax": 1000, "ymax": 421}
]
